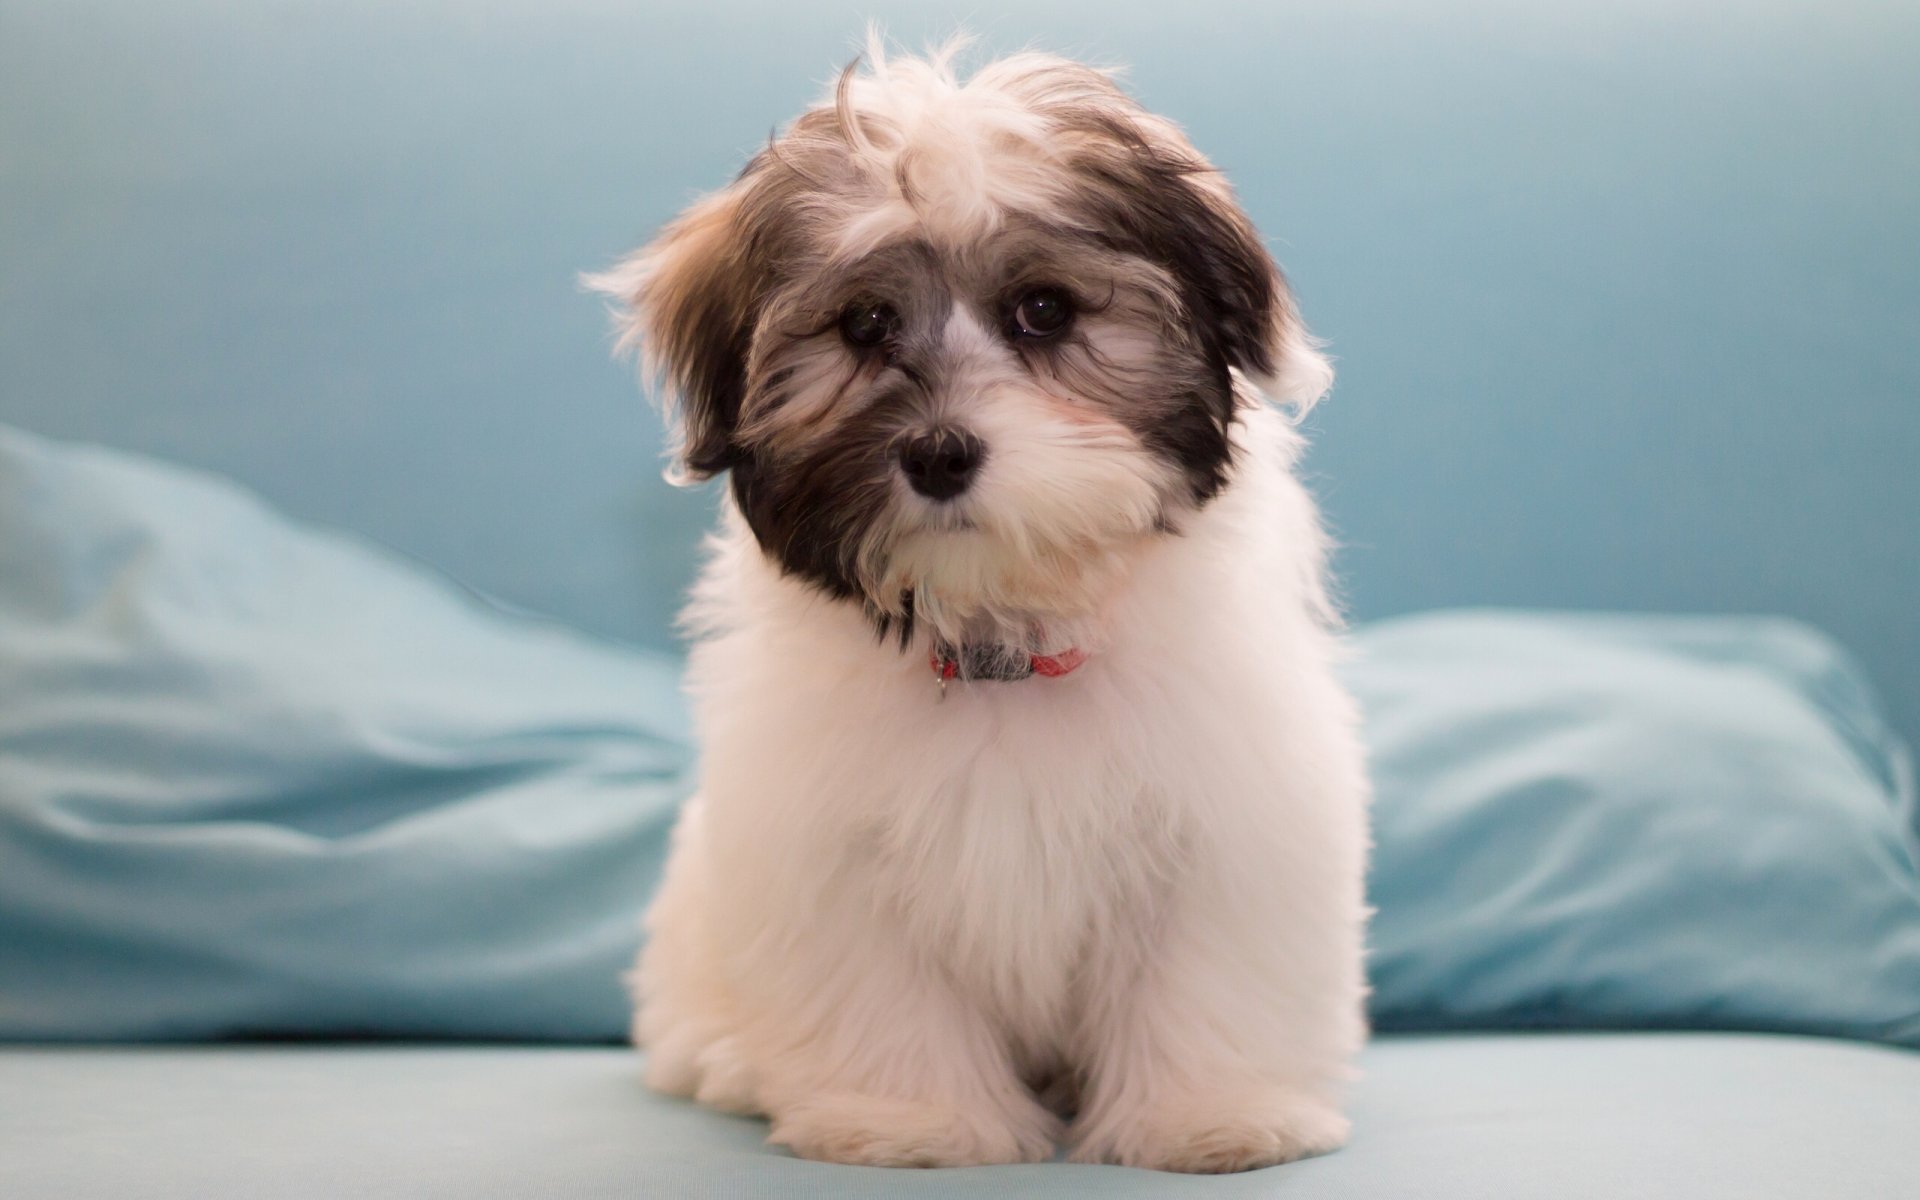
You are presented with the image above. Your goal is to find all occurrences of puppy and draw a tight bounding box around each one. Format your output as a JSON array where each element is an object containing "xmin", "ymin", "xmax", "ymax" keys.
[{"xmin": 588, "ymin": 37, "xmax": 1370, "ymax": 1173}]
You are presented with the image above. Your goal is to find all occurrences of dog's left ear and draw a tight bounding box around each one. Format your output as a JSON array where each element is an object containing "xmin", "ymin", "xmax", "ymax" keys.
[
  {"xmin": 1086, "ymin": 138, "xmax": 1333, "ymax": 412},
  {"xmin": 585, "ymin": 182, "xmax": 766, "ymax": 481}
]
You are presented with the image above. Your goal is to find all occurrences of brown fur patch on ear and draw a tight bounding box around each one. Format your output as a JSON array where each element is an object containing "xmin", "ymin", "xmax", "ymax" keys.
[
  {"xmin": 585, "ymin": 185, "xmax": 762, "ymax": 480},
  {"xmin": 1064, "ymin": 127, "xmax": 1287, "ymax": 380},
  {"xmin": 1115, "ymin": 155, "xmax": 1331, "ymax": 412},
  {"xmin": 976, "ymin": 56, "xmax": 1332, "ymax": 411}
]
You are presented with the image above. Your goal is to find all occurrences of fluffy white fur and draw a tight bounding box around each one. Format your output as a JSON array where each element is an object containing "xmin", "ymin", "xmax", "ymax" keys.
[{"xmin": 604, "ymin": 37, "xmax": 1370, "ymax": 1174}]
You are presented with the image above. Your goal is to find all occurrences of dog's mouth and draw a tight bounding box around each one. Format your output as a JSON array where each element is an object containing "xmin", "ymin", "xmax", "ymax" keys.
[
  {"xmin": 911, "ymin": 505, "xmax": 981, "ymax": 535},
  {"xmin": 857, "ymin": 518, "xmax": 1147, "ymax": 649}
]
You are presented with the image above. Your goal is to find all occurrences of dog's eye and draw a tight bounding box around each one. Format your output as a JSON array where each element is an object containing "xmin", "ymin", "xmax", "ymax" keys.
[
  {"xmin": 1011, "ymin": 288, "xmax": 1073, "ymax": 338},
  {"xmin": 840, "ymin": 301, "xmax": 897, "ymax": 349}
]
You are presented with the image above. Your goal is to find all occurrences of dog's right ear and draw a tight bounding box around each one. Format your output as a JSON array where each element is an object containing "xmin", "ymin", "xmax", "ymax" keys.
[{"xmin": 586, "ymin": 183, "xmax": 763, "ymax": 481}]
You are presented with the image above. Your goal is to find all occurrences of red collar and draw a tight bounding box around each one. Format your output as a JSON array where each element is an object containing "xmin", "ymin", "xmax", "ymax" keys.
[{"xmin": 930, "ymin": 642, "xmax": 1088, "ymax": 683}]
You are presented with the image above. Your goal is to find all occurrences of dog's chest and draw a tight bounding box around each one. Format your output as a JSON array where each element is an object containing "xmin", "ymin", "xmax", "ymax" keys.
[{"xmin": 860, "ymin": 707, "xmax": 1187, "ymax": 1043}]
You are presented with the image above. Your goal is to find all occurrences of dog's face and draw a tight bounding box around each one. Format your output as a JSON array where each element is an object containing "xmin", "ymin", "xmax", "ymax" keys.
[{"xmin": 592, "ymin": 44, "xmax": 1329, "ymax": 643}]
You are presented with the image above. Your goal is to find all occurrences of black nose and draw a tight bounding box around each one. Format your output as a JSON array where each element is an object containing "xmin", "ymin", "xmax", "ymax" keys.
[{"xmin": 899, "ymin": 429, "xmax": 985, "ymax": 500}]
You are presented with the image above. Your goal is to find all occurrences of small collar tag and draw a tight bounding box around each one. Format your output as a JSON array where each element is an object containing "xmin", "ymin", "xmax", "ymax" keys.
[{"xmin": 930, "ymin": 642, "xmax": 1088, "ymax": 684}]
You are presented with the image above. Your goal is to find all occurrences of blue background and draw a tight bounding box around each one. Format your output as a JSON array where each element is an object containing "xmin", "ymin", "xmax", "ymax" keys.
[{"xmin": 3, "ymin": 0, "xmax": 1916, "ymax": 741}]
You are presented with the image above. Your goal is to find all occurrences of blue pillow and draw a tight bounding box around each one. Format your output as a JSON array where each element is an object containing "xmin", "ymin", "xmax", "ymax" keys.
[
  {"xmin": 2, "ymin": 426, "xmax": 1917, "ymax": 1048},
  {"xmin": 1352, "ymin": 610, "xmax": 1920, "ymax": 1047},
  {"xmin": 0, "ymin": 424, "xmax": 692, "ymax": 1040}
]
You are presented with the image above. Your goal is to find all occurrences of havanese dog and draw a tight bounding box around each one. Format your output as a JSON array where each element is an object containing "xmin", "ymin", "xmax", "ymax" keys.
[{"xmin": 587, "ymin": 34, "xmax": 1370, "ymax": 1174}]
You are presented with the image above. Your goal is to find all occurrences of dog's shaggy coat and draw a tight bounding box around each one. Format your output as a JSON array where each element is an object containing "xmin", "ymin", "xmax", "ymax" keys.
[{"xmin": 589, "ymin": 37, "xmax": 1370, "ymax": 1173}]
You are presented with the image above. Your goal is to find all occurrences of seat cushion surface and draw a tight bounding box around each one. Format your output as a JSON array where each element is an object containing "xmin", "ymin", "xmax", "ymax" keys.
[{"xmin": 4, "ymin": 1034, "xmax": 1916, "ymax": 1199}]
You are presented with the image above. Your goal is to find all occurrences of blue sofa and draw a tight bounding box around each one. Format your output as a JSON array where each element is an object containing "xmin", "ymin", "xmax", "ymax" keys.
[{"xmin": 3, "ymin": 2, "xmax": 1917, "ymax": 1195}]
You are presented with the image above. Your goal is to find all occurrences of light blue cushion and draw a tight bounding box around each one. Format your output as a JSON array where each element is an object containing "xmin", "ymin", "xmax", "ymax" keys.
[
  {"xmin": 1352, "ymin": 611, "xmax": 1920, "ymax": 1047},
  {"xmin": 2, "ymin": 428, "xmax": 1917, "ymax": 1048},
  {"xmin": 0, "ymin": 425, "xmax": 692, "ymax": 1039}
]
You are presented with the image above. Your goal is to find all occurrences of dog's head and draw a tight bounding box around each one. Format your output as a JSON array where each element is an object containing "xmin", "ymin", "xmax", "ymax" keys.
[{"xmin": 590, "ymin": 37, "xmax": 1329, "ymax": 643}]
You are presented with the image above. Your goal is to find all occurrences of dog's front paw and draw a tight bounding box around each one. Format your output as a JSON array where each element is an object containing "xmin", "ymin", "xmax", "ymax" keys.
[
  {"xmin": 1071, "ymin": 1087, "xmax": 1350, "ymax": 1174},
  {"xmin": 770, "ymin": 1091, "xmax": 1059, "ymax": 1168}
]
